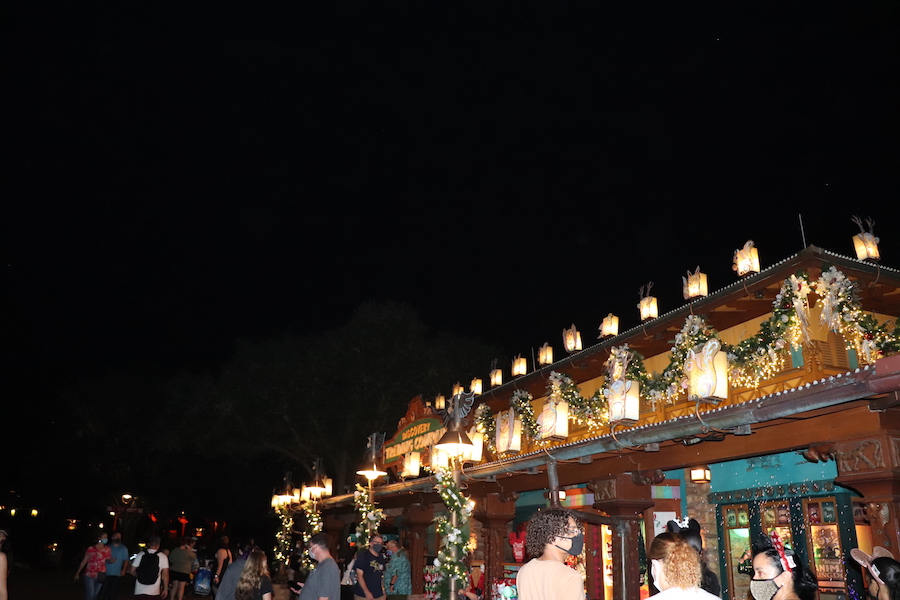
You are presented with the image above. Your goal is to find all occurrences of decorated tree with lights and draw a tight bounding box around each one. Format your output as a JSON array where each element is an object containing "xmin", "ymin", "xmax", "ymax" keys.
[{"xmin": 432, "ymin": 468, "xmax": 472, "ymax": 600}]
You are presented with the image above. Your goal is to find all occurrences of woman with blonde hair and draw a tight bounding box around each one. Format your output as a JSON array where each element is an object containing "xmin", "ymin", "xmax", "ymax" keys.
[
  {"xmin": 235, "ymin": 550, "xmax": 274, "ymax": 600},
  {"xmin": 647, "ymin": 532, "xmax": 721, "ymax": 600}
]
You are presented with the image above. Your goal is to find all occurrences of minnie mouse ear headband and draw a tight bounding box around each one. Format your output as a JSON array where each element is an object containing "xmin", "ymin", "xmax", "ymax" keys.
[{"xmin": 851, "ymin": 547, "xmax": 896, "ymax": 584}]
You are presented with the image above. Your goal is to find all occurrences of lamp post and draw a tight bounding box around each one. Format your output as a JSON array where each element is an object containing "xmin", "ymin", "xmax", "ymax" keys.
[{"xmin": 435, "ymin": 391, "xmax": 476, "ymax": 600}]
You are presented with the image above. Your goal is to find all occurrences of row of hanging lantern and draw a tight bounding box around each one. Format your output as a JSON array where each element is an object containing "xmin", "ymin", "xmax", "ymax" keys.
[{"xmin": 399, "ymin": 220, "xmax": 882, "ymax": 472}]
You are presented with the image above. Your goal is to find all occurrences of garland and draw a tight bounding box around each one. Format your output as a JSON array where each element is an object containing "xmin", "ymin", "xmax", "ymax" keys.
[
  {"xmin": 647, "ymin": 315, "xmax": 721, "ymax": 407},
  {"xmin": 551, "ymin": 371, "xmax": 608, "ymax": 430},
  {"xmin": 432, "ymin": 469, "xmax": 472, "ymax": 596},
  {"xmin": 297, "ymin": 504, "xmax": 323, "ymax": 572},
  {"xmin": 273, "ymin": 504, "xmax": 293, "ymax": 565},
  {"xmin": 728, "ymin": 273, "xmax": 812, "ymax": 387},
  {"xmin": 510, "ymin": 389, "xmax": 540, "ymax": 440},
  {"xmin": 816, "ymin": 266, "xmax": 900, "ymax": 363},
  {"xmin": 353, "ymin": 483, "xmax": 384, "ymax": 547},
  {"xmin": 475, "ymin": 404, "xmax": 496, "ymax": 453}
]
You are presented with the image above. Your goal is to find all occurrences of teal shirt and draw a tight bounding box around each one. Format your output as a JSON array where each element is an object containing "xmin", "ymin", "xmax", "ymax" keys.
[{"xmin": 384, "ymin": 550, "xmax": 411, "ymax": 595}]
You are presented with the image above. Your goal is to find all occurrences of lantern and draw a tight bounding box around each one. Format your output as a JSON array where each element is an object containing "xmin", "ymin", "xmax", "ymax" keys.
[
  {"xmin": 495, "ymin": 409, "xmax": 522, "ymax": 454},
  {"xmin": 852, "ymin": 215, "xmax": 880, "ymax": 261},
  {"xmin": 466, "ymin": 430, "xmax": 484, "ymax": 462},
  {"xmin": 470, "ymin": 377, "xmax": 483, "ymax": 395},
  {"xmin": 689, "ymin": 466, "xmax": 712, "ymax": 484},
  {"xmin": 490, "ymin": 368, "xmax": 503, "ymax": 387},
  {"xmin": 512, "ymin": 355, "xmax": 527, "ymax": 377},
  {"xmin": 538, "ymin": 343, "xmax": 553, "ymax": 366},
  {"xmin": 402, "ymin": 452, "xmax": 421, "ymax": 477},
  {"xmin": 562, "ymin": 324, "xmax": 582, "ymax": 353},
  {"xmin": 683, "ymin": 267, "xmax": 708, "ymax": 299},
  {"xmin": 434, "ymin": 394, "xmax": 446, "ymax": 411},
  {"xmin": 853, "ymin": 233, "xmax": 880, "ymax": 261},
  {"xmin": 608, "ymin": 378, "xmax": 640, "ymax": 424},
  {"xmin": 537, "ymin": 399, "xmax": 569, "ymax": 441},
  {"xmin": 733, "ymin": 240, "xmax": 760, "ymax": 276},
  {"xmin": 430, "ymin": 447, "xmax": 450, "ymax": 470},
  {"xmin": 600, "ymin": 313, "xmax": 619, "ymax": 338},
  {"xmin": 685, "ymin": 338, "xmax": 729, "ymax": 403},
  {"xmin": 452, "ymin": 382, "xmax": 464, "ymax": 397},
  {"xmin": 638, "ymin": 296, "xmax": 658, "ymax": 321}
]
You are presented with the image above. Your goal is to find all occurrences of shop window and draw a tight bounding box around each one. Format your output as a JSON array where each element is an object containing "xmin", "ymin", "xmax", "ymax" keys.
[
  {"xmin": 804, "ymin": 497, "xmax": 846, "ymax": 599},
  {"xmin": 722, "ymin": 504, "xmax": 751, "ymax": 600}
]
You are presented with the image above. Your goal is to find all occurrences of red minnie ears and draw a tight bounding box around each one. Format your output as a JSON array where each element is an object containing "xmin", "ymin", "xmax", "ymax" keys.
[{"xmin": 851, "ymin": 547, "xmax": 895, "ymax": 584}]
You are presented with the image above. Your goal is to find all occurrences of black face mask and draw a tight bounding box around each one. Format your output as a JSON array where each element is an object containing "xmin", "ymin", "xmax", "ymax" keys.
[{"xmin": 554, "ymin": 533, "xmax": 584, "ymax": 556}]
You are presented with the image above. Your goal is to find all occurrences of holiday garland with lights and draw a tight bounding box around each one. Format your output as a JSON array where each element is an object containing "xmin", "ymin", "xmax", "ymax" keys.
[
  {"xmin": 353, "ymin": 483, "xmax": 384, "ymax": 547},
  {"xmin": 297, "ymin": 504, "xmax": 323, "ymax": 572},
  {"xmin": 475, "ymin": 403, "xmax": 496, "ymax": 453},
  {"xmin": 510, "ymin": 389, "xmax": 539, "ymax": 440},
  {"xmin": 550, "ymin": 371, "xmax": 609, "ymax": 430},
  {"xmin": 273, "ymin": 504, "xmax": 293, "ymax": 565},
  {"xmin": 432, "ymin": 468, "xmax": 472, "ymax": 598}
]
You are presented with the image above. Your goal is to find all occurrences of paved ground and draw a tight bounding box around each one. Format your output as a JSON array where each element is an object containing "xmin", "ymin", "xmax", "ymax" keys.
[{"xmin": 7, "ymin": 568, "xmax": 209, "ymax": 600}]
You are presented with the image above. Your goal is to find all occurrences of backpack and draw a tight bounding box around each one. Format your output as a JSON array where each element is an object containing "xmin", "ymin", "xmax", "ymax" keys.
[{"xmin": 136, "ymin": 550, "xmax": 162, "ymax": 585}]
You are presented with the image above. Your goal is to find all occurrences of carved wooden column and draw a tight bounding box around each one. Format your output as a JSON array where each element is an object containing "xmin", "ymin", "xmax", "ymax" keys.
[
  {"xmin": 590, "ymin": 474, "xmax": 655, "ymax": 600},
  {"xmin": 472, "ymin": 492, "xmax": 518, "ymax": 589},
  {"xmin": 834, "ymin": 432, "xmax": 900, "ymax": 553},
  {"xmin": 404, "ymin": 502, "xmax": 435, "ymax": 594}
]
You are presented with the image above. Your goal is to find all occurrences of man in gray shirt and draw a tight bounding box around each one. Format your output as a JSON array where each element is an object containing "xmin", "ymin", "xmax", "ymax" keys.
[{"xmin": 293, "ymin": 533, "xmax": 341, "ymax": 600}]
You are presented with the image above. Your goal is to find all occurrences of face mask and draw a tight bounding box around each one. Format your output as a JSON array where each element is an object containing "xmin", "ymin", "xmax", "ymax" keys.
[
  {"xmin": 308, "ymin": 548, "xmax": 317, "ymax": 562},
  {"xmin": 112, "ymin": 538, "xmax": 121, "ymax": 545},
  {"xmin": 372, "ymin": 543, "xmax": 383, "ymax": 553},
  {"xmin": 750, "ymin": 578, "xmax": 781, "ymax": 600},
  {"xmin": 100, "ymin": 538, "xmax": 108, "ymax": 545},
  {"xmin": 555, "ymin": 533, "xmax": 584, "ymax": 556},
  {"xmin": 387, "ymin": 550, "xmax": 394, "ymax": 556}
]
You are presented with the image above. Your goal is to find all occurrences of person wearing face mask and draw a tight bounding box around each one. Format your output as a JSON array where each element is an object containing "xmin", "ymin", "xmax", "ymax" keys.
[
  {"xmin": 353, "ymin": 535, "xmax": 388, "ymax": 600},
  {"xmin": 75, "ymin": 531, "xmax": 113, "ymax": 600},
  {"xmin": 646, "ymin": 532, "xmax": 720, "ymax": 600},
  {"xmin": 850, "ymin": 546, "xmax": 900, "ymax": 600},
  {"xmin": 515, "ymin": 508, "xmax": 585, "ymax": 600},
  {"xmin": 383, "ymin": 539, "xmax": 410, "ymax": 600},
  {"xmin": 99, "ymin": 531, "xmax": 130, "ymax": 600},
  {"xmin": 750, "ymin": 544, "xmax": 818, "ymax": 600},
  {"xmin": 290, "ymin": 533, "xmax": 341, "ymax": 600}
]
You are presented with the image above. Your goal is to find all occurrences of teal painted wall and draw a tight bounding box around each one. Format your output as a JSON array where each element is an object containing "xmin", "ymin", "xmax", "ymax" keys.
[{"xmin": 709, "ymin": 451, "xmax": 837, "ymax": 491}]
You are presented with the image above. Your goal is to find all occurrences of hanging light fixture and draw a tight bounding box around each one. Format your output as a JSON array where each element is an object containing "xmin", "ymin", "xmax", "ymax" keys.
[
  {"xmin": 733, "ymin": 240, "xmax": 760, "ymax": 276},
  {"xmin": 562, "ymin": 324, "xmax": 582, "ymax": 353},
  {"xmin": 401, "ymin": 451, "xmax": 421, "ymax": 477},
  {"xmin": 511, "ymin": 355, "xmax": 527, "ymax": 377},
  {"xmin": 464, "ymin": 428, "xmax": 484, "ymax": 462},
  {"xmin": 356, "ymin": 433, "xmax": 388, "ymax": 481},
  {"xmin": 490, "ymin": 368, "xmax": 503, "ymax": 387},
  {"xmin": 608, "ymin": 379, "xmax": 640, "ymax": 424},
  {"xmin": 434, "ymin": 394, "xmax": 446, "ymax": 411},
  {"xmin": 689, "ymin": 466, "xmax": 712, "ymax": 484},
  {"xmin": 495, "ymin": 408, "xmax": 522, "ymax": 454},
  {"xmin": 537, "ymin": 397, "xmax": 569, "ymax": 441},
  {"xmin": 452, "ymin": 382, "xmax": 464, "ymax": 397},
  {"xmin": 538, "ymin": 343, "xmax": 553, "ymax": 366},
  {"xmin": 434, "ymin": 391, "xmax": 476, "ymax": 460},
  {"xmin": 682, "ymin": 267, "xmax": 709, "ymax": 300},
  {"xmin": 599, "ymin": 313, "xmax": 619, "ymax": 338},
  {"xmin": 470, "ymin": 377, "xmax": 483, "ymax": 395},
  {"xmin": 852, "ymin": 215, "xmax": 880, "ymax": 261},
  {"xmin": 685, "ymin": 339, "xmax": 729, "ymax": 404},
  {"xmin": 638, "ymin": 282, "xmax": 658, "ymax": 321}
]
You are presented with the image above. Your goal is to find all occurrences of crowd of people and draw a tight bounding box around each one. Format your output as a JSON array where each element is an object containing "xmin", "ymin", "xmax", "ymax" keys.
[{"xmin": 49, "ymin": 509, "xmax": 900, "ymax": 600}]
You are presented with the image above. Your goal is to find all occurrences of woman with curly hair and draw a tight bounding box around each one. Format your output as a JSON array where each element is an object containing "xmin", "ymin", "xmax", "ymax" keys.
[
  {"xmin": 235, "ymin": 550, "xmax": 274, "ymax": 600},
  {"xmin": 647, "ymin": 532, "xmax": 720, "ymax": 600},
  {"xmin": 750, "ymin": 545, "xmax": 817, "ymax": 600},
  {"xmin": 515, "ymin": 508, "xmax": 584, "ymax": 600}
]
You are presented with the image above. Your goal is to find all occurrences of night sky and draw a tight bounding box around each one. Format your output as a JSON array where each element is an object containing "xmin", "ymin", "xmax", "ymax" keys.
[{"xmin": 3, "ymin": 2, "xmax": 899, "ymax": 526}]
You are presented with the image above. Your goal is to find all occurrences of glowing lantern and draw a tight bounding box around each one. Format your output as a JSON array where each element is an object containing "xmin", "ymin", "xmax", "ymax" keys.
[
  {"xmin": 689, "ymin": 466, "xmax": 712, "ymax": 484},
  {"xmin": 733, "ymin": 240, "xmax": 760, "ymax": 276},
  {"xmin": 537, "ymin": 399, "xmax": 569, "ymax": 441},
  {"xmin": 685, "ymin": 338, "xmax": 729, "ymax": 403},
  {"xmin": 490, "ymin": 368, "xmax": 503, "ymax": 387},
  {"xmin": 452, "ymin": 382, "xmax": 464, "ymax": 397},
  {"xmin": 465, "ymin": 430, "xmax": 484, "ymax": 462},
  {"xmin": 608, "ymin": 378, "xmax": 640, "ymax": 424},
  {"xmin": 562, "ymin": 324, "xmax": 583, "ymax": 353},
  {"xmin": 600, "ymin": 313, "xmax": 619, "ymax": 338},
  {"xmin": 402, "ymin": 451, "xmax": 421, "ymax": 477},
  {"xmin": 495, "ymin": 409, "xmax": 522, "ymax": 454},
  {"xmin": 434, "ymin": 394, "xmax": 446, "ymax": 411},
  {"xmin": 638, "ymin": 296, "xmax": 658, "ymax": 321},
  {"xmin": 538, "ymin": 343, "xmax": 553, "ymax": 366},
  {"xmin": 430, "ymin": 447, "xmax": 450, "ymax": 470},
  {"xmin": 683, "ymin": 267, "xmax": 708, "ymax": 299},
  {"xmin": 470, "ymin": 377, "xmax": 483, "ymax": 395},
  {"xmin": 512, "ymin": 355, "xmax": 527, "ymax": 377},
  {"xmin": 852, "ymin": 215, "xmax": 880, "ymax": 261}
]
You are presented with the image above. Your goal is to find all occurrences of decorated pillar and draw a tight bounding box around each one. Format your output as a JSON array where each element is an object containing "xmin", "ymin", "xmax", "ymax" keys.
[
  {"xmin": 590, "ymin": 474, "xmax": 655, "ymax": 600},
  {"xmin": 472, "ymin": 492, "xmax": 518, "ymax": 589},
  {"xmin": 833, "ymin": 432, "xmax": 900, "ymax": 553},
  {"xmin": 404, "ymin": 502, "xmax": 435, "ymax": 594}
]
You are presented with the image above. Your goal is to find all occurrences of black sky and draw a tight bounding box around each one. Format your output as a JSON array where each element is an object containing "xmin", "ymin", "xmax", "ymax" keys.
[{"xmin": 3, "ymin": 2, "xmax": 900, "ymax": 426}]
